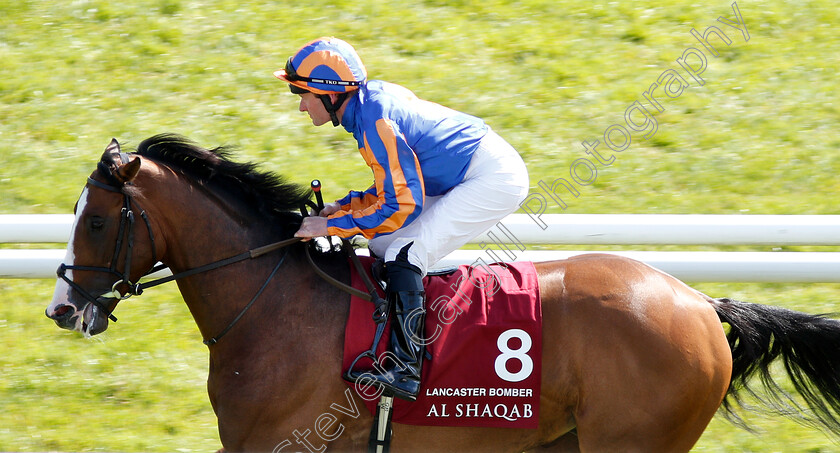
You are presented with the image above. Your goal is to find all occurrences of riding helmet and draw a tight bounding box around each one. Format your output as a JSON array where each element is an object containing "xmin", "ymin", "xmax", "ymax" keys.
[{"xmin": 274, "ymin": 37, "xmax": 367, "ymax": 95}]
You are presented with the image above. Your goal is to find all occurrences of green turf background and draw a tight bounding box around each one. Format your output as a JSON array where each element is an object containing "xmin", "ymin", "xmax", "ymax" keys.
[{"xmin": 1, "ymin": 1, "xmax": 838, "ymax": 450}]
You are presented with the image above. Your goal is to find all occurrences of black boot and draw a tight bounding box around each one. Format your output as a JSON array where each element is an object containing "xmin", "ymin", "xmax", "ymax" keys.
[{"xmin": 348, "ymin": 248, "xmax": 426, "ymax": 401}]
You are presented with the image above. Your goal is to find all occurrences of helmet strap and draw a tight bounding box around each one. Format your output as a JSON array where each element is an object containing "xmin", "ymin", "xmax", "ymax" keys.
[{"xmin": 318, "ymin": 93, "xmax": 350, "ymax": 127}]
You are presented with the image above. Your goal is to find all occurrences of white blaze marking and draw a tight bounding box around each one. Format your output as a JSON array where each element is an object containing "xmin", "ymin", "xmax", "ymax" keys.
[{"xmin": 49, "ymin": 187, "xmax": 89, "ymax": 326}]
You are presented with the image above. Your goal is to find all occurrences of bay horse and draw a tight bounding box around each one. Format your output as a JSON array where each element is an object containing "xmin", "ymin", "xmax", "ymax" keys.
[{"xmin": 47, "ymin": 134, "xmax": 840, "ymax": 452}]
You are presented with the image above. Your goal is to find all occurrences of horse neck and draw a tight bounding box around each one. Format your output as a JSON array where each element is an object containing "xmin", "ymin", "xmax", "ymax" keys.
[
  {"xmin": 136, "ymin": 166, "xmax": 356, "ymax": 433},
  {"xmin": 138, "ymin": 166, "xmax": 313, "ymax": 347}
]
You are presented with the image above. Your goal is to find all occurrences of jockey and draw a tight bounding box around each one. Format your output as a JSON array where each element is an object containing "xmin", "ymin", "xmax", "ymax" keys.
[{"xmin": 275, "ymin": 37, "xmax": 529, "ymax": 401}]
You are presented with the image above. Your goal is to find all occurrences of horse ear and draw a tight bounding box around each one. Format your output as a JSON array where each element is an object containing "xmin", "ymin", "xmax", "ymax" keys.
[
  {"xmin": 103, "ymin": 138, "xmax": 120, "ymax": 157},
  {"xmin": 116, "ymin": 158, "xmax": 141, "ymax": 183}
]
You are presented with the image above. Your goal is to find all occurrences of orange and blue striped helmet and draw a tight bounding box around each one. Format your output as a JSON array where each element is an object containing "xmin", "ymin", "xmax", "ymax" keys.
[{"xmin": 274, "ymin": 37, "xmax": 367, "ymax": 95}]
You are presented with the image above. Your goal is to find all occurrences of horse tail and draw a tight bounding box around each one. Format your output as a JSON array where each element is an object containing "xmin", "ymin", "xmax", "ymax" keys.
[{"xmin": 713, "ymin": 297, "xmax": 840, "ymax": 434}]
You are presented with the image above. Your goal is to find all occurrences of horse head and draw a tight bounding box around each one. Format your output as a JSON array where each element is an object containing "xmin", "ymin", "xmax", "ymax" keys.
[{"xmin": 46, "ymin": 139, "xmax": 160, "ymax": 337}]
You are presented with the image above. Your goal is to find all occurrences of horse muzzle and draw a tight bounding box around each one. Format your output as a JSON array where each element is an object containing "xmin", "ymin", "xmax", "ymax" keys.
[{"xmin": 46, "ymin": 300, "xmax": 111, "ymax": 337}]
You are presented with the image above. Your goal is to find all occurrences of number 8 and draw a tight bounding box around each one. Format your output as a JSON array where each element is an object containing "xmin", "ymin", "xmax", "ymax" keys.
[{"xmin": 494, "ymin": 329, "xmax": 533, "ymax": 383}]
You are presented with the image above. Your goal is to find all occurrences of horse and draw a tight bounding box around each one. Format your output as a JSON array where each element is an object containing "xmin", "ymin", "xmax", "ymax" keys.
[{"xmin": 46, "ymin": 134, "xmax": 840, "ymax": 452}]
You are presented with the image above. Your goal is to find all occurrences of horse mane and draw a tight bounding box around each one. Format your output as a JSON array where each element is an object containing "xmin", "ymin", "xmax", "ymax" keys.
[{"xmin": 134, "ymin": 133, "xmax": 311, "ymax": 229}]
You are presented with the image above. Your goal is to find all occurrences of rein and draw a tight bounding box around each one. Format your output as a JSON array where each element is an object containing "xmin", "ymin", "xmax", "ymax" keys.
[
  {"xmin": 304, "ymin": 241, "xmax": 375, "ymax": 301},
  {"xmin": 136, "ymin": 236, "xmax": 303, "ymax": 297}
]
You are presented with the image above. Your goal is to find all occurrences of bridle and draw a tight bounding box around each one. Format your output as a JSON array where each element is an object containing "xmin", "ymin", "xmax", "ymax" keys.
[
  {"xmin": 56, "ymin": 153, "xmax": 159, "ymax": 323},
  {"xmin": 56, "ymin": 153, "xmax": 301, "ymax": 344},
  {"xmin": 57, "ymin": 154, "xmax": 382, "ymax": 346}
]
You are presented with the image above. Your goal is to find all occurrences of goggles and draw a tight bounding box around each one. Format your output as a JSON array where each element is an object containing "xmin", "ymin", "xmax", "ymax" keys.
[{"xmin": 283, "ymin": 58, "xmax": 364, "ymax": 88}]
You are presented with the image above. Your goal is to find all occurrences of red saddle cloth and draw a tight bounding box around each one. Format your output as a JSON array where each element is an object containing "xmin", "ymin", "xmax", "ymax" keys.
[{"xmin": 342, "ymin": 257, "xmax": 542, "ymax": 429}]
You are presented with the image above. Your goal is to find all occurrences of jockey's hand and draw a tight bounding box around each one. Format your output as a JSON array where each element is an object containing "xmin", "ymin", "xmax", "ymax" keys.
[
  {"xmin": 294, "ymin": 216, "xmax": 329, "ymax": 241},
  {"xmin": 319, "ymin": 201, "xmax": 342, "ymax": 217}
]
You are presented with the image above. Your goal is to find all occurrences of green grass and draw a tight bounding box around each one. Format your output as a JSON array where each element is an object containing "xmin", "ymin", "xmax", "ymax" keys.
[
  {"xmin": 1, "ymin": 0, "xmax": 839, "ymax": 450},
  {"xmin": 0, "ymin": 281, "xmax": 218, "ymax": 451}
]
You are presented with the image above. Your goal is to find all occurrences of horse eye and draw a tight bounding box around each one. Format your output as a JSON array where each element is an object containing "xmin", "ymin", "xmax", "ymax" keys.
[{"xmin": 88, "ymin": 216, "xmax": 105, "ymax": 231}]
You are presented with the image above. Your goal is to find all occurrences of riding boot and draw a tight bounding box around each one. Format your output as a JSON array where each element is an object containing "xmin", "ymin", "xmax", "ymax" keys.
[{"xmin": 348, "ymin": 249, "xmax": 426, "ymax": 401}]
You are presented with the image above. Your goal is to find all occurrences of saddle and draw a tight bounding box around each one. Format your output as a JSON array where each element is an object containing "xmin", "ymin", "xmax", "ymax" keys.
[{"xmin": 342, "ymin": 255, "xmax": 543, "ymax": 429}]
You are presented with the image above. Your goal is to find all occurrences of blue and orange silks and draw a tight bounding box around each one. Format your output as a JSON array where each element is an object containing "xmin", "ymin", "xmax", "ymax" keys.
[
  {"xmin": 276, "ymin": 37, "xmax": 367, "ymax": 95},
  {"xmin": 326, "ymin": 80, "xmax": 488, "ymax": 239}
]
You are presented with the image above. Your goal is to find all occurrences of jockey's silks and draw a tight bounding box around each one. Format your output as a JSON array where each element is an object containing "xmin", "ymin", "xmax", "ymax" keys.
[{"xmin": 326, "ymin": 80, "xmax": 488, "ymax": 239}]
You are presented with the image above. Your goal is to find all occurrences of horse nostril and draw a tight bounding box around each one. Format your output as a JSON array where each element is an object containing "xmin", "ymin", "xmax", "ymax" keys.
[{"xmin": 49, "ymin": 304, "xmax": 74, "ymax": 320}]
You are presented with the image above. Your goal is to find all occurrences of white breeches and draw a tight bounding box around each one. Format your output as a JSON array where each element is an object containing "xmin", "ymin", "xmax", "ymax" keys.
[{"xmin": 368, "ymin": 129, "xmax": 529, "ymax": 276}]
